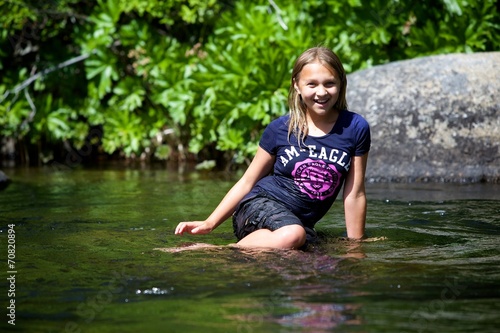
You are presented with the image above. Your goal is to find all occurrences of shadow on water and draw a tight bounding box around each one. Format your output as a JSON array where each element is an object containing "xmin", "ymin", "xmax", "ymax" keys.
[{"xmin": 0, "ymin": 167, "xmax": 499, "ymax": 332}]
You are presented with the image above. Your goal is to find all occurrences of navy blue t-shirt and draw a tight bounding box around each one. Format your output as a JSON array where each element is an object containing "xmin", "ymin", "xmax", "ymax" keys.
[{"xmin": 245, "ymin": 110, "xmax": 371, "ymax": 228}]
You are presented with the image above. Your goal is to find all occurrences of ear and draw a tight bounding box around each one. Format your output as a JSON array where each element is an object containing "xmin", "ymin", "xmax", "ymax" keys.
[{"xmin": 293, "ymin": 78, "xmax": 300, "ymax": 93}]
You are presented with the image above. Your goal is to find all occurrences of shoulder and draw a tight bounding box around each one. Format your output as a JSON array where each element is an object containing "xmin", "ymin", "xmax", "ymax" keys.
[
  {"xmin": 264, "ymin": 114, "xmax": 289, "ymax": 134},
  {"xmin": 341, "ymin": 110, "xmax": 371, "ymax": 153},
  {"xmin": 339, "ymin": 110, "xmax": 370, "ymax": 130},
  {"xmin": 268, "ymin": 114, "xmax": 289, "ymax": 128}
]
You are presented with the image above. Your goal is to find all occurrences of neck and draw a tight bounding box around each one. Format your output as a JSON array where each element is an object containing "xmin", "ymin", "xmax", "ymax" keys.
[{"xmin": 306, "ymin": 109, "xmax": 340, "ymax": 136}]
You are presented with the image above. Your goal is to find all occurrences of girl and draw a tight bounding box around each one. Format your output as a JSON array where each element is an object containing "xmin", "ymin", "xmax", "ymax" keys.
[{"xmin": 175, "ymin": 46, "xmax": 371, "ymax": 250}]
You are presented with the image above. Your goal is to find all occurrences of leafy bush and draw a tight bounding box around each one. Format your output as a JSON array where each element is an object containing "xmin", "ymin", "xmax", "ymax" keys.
[{"xmin": 0, "ymin": 0, "xmax": 498, "ymax": 166}]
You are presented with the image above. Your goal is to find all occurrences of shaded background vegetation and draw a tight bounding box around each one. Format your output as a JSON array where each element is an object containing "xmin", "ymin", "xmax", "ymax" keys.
[{"xmin": 1, "ymin": 0, "xmax": 499, "ymax": 169}]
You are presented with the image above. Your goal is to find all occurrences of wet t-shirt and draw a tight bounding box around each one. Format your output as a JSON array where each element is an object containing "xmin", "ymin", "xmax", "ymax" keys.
[{"xmin": 245, "ymin": 110, "xmax": 371, "ymax": 228}]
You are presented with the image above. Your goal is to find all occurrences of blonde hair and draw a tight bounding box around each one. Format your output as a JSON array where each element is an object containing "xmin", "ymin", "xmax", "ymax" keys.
[{"xmin": 287, "ymin": 46, "xmax": 348, "ymax": 145}]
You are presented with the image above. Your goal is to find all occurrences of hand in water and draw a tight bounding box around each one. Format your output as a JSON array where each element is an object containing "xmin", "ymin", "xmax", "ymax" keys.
[{"xmin": 175, "ymin": 221, "xmax": 212, "ymax": 235}]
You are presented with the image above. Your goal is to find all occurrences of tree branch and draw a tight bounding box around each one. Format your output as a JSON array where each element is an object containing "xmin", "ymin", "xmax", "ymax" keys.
[
  {"xmin": 1, "ymin": 52, "xmax": 94, "ymax": 105},
  {"xmin": 21, "ymin": 88, "xmax": 36, "ymax": 131},
  {"xmin": 268, "ymin": 0, "xmax": 288, "ymax": 31}
]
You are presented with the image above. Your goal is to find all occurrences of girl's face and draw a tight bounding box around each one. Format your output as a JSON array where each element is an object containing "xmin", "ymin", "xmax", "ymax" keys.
[{"xmin": 294, "ymin": 62, "xmax": 340, "ymax": 118}]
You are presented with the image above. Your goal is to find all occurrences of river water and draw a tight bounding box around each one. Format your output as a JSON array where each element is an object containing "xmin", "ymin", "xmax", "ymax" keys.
[{"xmin": 0, "ymin": 166, "xmax": 499, "ymax": 332}]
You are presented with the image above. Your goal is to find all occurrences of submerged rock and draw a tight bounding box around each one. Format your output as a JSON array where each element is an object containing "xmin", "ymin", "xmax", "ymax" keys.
[
  {"xmin": 0, "ymin": 170, "xmax": 11, "ymax": 190},
  {"xmin": 347, "ymin": 52, "xmax": 500, "ymax": 182}
]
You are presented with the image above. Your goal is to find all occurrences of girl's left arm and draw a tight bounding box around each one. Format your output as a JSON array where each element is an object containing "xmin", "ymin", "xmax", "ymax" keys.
[{"xmin": 342, "ymin": 153, "xmax": 369, "ymax": 239}]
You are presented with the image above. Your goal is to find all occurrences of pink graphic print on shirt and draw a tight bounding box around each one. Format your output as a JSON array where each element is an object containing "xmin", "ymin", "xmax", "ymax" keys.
[{"xmin": 292, "ymin": 158, "xmax": 341, "ymax": 200}]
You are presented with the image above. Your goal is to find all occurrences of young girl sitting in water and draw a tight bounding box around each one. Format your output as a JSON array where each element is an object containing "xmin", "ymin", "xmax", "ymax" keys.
[{"xmin": 175, "ymin": 46, "xmax": 371, "ymax": 250}]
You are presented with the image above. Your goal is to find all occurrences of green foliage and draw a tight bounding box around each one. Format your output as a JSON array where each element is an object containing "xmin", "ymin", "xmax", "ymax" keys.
[
  {"xmin": 0, "ymin": 0, "xmax": 499, "ymax": 165},
  {"xmin": 403, "ymin": 0, "xmax": 500, "ymax": 57}
]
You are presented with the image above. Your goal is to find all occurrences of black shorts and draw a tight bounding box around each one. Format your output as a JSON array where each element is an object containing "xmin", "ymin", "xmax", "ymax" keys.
[{"xmin": 232, "ymin": 193, "xmax": 318, "ymax": 245}]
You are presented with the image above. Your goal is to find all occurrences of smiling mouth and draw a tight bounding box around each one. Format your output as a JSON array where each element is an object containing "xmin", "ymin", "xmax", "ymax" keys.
[{"xmin": 314, "ymin": 99, "xmax": 329, "ymax": 104}]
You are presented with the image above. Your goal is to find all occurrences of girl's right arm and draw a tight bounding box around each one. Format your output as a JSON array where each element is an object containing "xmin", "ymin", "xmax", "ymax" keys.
[{"xmin": 174, "ymin": 147, "xmax": 275, "ymax": 235}]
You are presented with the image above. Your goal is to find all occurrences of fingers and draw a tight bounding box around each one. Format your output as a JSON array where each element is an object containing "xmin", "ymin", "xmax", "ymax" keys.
[
  {"xmin": 175, "ymin": 222, "xmax": 189, "ymax": 235},
  {"xmin": 174, "ymin": 221, "xmax": 205, "ymax": 235}
]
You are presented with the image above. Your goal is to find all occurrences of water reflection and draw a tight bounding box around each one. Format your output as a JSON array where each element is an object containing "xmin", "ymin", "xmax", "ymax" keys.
[
  {"xmin": 0, "ymin": 167, "xmax": 498, "ymax": 333},
  {"xmin": 154, "ymin": 240, "xmax": 374, "ymax": 332}
]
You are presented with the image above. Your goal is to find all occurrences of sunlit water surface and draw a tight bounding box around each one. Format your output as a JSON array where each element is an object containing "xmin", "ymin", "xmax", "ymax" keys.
[{"xmin": 0, "ymin": 167, "xmax": 499, "ymax": 333}]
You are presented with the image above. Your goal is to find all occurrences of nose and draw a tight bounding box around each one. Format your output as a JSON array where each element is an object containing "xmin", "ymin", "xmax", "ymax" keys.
[{"xmin": 316, "ymin": 86, "xmax": 328, "ymax": 96}]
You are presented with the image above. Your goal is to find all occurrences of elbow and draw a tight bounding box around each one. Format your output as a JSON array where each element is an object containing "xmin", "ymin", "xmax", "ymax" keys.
[{"xmin": 343, "ymin": 189, "xmax": 366, "ymax": 205}]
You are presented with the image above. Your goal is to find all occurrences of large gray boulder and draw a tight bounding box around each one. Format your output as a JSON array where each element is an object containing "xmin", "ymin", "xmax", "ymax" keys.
[{"xmin": 347, "ymin": 52, "xmax": 500, "ymax": 183}]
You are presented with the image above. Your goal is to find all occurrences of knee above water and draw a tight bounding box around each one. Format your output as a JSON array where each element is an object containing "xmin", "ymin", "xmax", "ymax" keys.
[{"xmin": 279, "ymin": 226, "xmax": 306, "ymax": 249}]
